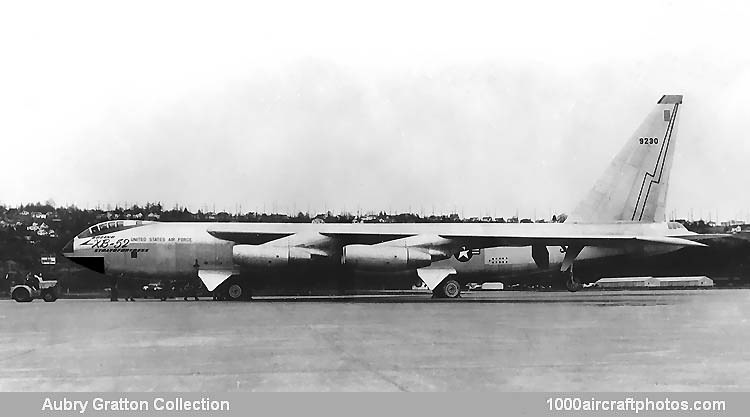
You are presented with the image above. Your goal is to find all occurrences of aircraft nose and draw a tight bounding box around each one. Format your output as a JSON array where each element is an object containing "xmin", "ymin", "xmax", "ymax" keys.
[{"xmin": 62, "ymin": 238, "xmax": 74, "ymax": 255}]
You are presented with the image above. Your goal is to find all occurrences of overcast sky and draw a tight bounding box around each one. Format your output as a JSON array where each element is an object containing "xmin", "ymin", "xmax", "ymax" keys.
[{"xmin": 1, "ymin": 0, "xmax": 749, "ymax": 220}]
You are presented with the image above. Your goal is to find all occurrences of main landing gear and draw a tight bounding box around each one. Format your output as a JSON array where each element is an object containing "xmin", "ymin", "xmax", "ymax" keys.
[
  {"xmin": 213, "ymin": 277, "xmax": 252, "ymax": 301},
  {"xmin": 563, "ymin": 268, "xmax": 582, "ymax": 292},
  {"xmin": 560, "ymin": 245, "xmax": 584, "ymax": 293},
  {"xmin": 432, "ymin": 278, "xmax": 462, "ymax": 299}
]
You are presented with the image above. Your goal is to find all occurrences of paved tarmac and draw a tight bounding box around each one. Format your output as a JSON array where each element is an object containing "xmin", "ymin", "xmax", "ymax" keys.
[{"xmin": 1, "ymin": 289, "xmax": 749, "ymax": 391}]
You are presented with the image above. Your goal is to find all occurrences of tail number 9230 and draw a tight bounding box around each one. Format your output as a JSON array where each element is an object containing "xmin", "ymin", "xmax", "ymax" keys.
[{"xmin": 639, "ymin": 137, "xmax": 659, "ymax": 145}]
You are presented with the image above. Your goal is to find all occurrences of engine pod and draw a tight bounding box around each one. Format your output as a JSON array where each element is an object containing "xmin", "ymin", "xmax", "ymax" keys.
[
  {"xmin": 233, "ymin": 245, "xmax": 313, "ymax": 268},
  {"xmin": 341, "ymin": 244, "xmax": 432, "ymax": 271}
]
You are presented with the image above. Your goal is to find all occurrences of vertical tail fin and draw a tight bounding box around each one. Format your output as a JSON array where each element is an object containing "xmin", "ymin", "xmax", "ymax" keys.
[{"xmin": 568, "ymin": 95, "xmax": 683, "ymax": 223}]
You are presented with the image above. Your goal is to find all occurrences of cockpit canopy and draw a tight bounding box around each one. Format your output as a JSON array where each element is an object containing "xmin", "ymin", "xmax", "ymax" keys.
[{"xmin": 77, "ymin": 220, "xmax": 151, "ymax": 239}]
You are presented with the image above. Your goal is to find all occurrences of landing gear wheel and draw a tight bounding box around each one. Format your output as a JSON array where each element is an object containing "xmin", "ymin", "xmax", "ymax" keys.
[
  {"xmin": 227, "ymin": 283, "xmax": 243, "ymax": 300},
  {"xmin": 42, "ymin": 291, "xmax": 57, "ymax": 302},
  {"xmin": 433, "ymin": 279, "xmax": 462, "ymax": 299},
  {"xmin": 225, "ymin": 279, "xmax": 251, "ymax": 301},
  {"xmin": 565, "ymin": 270, "xmax": 582, "ymax": 292}
]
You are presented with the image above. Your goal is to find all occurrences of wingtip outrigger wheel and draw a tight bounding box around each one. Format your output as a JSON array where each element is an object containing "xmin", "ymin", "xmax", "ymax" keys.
[
  {"xmin": 560, "ymin": 245, "xmax": 584, "ymax": 292},
  {"xmin": 564, "ymin": 268, "xmax": 582, "ymax": 292}
]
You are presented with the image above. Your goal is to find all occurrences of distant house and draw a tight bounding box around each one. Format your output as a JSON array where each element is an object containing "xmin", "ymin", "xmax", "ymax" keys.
[
  {"xmin": 596, "ymin": 276, "xmax": 713, "ymax": 288},
  {"xmin": 596, "ymin": 277, "xmax": 655, "ymax": 288},
  {"xmin": 147, "ymin": 213, "xmax": 161, "ymax": 220},
  {"xmin": 650, "ymin": 276, "xmax": 714, "ymax": 288},
  {"xmin": 31, "ymin": 212, "xmax": 46, "ymax": 219}
]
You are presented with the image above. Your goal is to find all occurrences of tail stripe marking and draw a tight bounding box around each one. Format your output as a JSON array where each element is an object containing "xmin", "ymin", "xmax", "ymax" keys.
[{"xmin": 631, "ymin": 103, "xmax": 680, "ymax": 221}]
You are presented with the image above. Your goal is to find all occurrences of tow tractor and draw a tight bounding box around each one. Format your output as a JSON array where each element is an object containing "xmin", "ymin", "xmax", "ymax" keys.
[{"xmin": 10, "ymin": 275, "xmax": 59, "ymax": 303}]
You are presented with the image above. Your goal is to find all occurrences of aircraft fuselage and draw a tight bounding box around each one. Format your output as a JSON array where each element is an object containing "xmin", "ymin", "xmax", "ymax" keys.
[{"xmin": 64, "ymin": 220, "xmax": 690, "ymax": 287}]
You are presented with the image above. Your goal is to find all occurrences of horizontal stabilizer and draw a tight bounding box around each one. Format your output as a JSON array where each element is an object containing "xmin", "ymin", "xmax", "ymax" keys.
[
  {"xmin": 637, "ymin": 236, "xmax": 706, "ymax": 247},
  {"xmin": 674, "ymin": 233, "xmax": 733, "ymax": 244}
]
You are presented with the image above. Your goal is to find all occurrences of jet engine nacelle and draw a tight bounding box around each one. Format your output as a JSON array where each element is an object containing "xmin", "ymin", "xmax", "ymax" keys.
[
  {"xmin": 341, "ymin": 244, "xmax": 432, "ymax": 271},
  {"xmin": 233, "ymin": 245, "xmax": 313, "ymax": 268}
]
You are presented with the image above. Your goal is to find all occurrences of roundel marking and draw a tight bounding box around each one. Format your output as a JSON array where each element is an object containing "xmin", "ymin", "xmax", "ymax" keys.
[{"xmin": 454, "ymin": 246, "xmax": 474, "ymax": 262}]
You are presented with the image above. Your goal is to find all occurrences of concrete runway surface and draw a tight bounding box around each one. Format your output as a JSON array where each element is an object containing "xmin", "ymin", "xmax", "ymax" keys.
[{"xmin": 1, "ymin": 289, "xmax": 749, "ymax": 391}]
